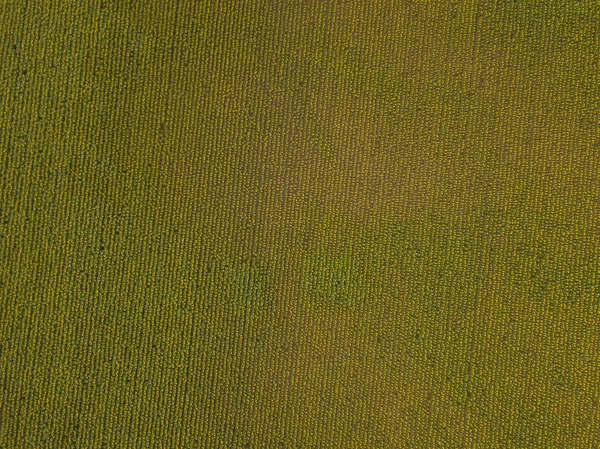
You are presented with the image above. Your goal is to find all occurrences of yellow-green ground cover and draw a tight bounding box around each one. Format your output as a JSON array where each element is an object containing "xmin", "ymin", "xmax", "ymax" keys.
[{"xmin": 1, "ymin": 1, "xmax": 600, "ymax": 447}]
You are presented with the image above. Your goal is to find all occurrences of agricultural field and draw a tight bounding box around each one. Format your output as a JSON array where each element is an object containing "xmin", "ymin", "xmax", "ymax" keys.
[{"xmin": 1, "ymin": 0, "xmax": 600, "ymax": 447}]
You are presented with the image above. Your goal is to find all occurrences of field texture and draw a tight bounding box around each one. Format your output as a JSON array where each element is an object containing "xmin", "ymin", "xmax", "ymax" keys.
[{"xmin": 2, "ymin": 1, "xmax": 600, "ymax": 447}]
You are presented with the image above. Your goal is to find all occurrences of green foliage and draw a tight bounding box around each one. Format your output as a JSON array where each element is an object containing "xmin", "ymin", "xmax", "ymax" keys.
[
  {"xmin": 304, "ymin": 209, "xmax": 600, "ymax": 314},
  {"xmin": 201, "ymin": 255, "xmax": 272, "ymax": 318},
  {"xmin": 303, "ymin": 246, "xmax": 374, "ymax": 308}
]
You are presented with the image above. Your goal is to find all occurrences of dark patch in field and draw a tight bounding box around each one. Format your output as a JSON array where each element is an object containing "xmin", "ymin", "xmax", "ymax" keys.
[{"xmin": 199, "ymin": 255, "xmax": 272, "ymax": 318}]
